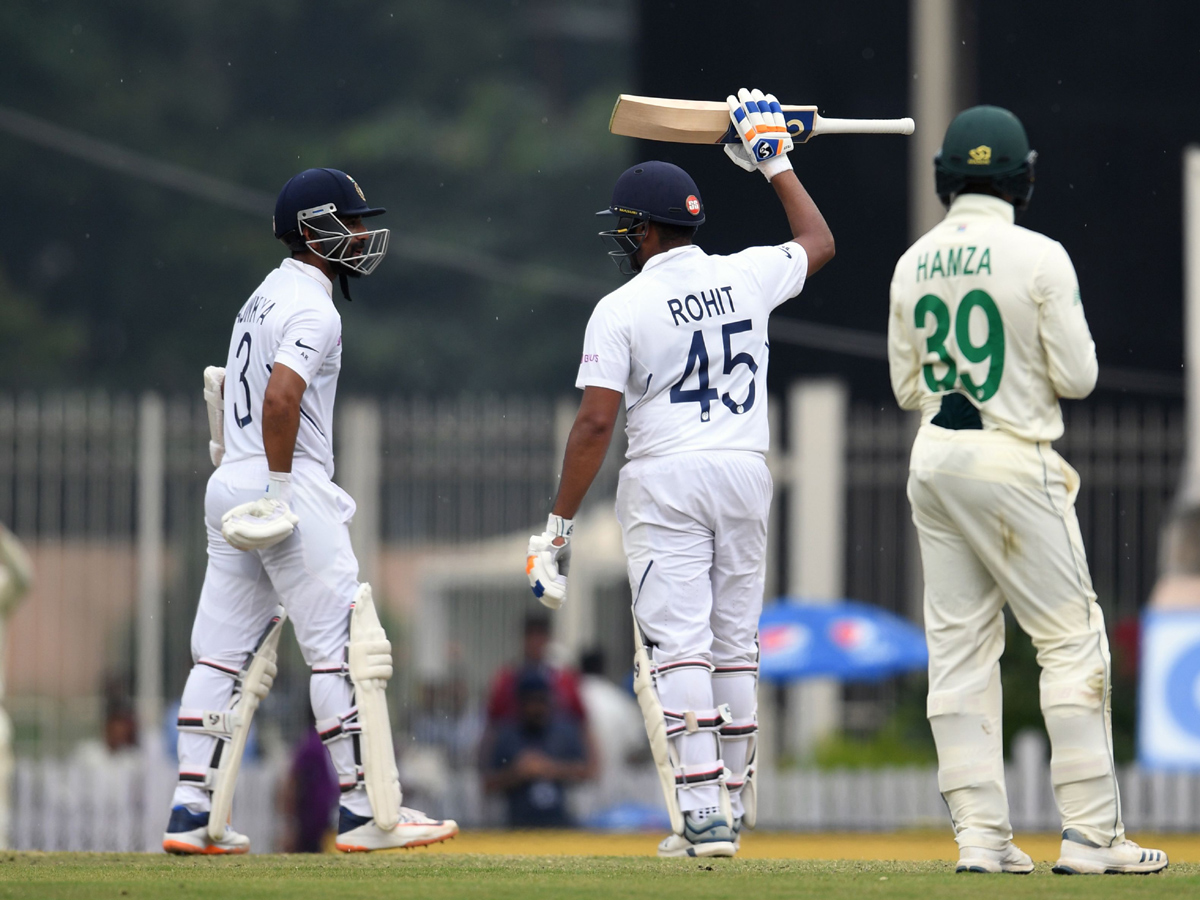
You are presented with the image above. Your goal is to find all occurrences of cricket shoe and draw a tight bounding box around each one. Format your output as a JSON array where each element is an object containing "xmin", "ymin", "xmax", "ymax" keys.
[
  {"xmin": 1052, "ymin": 830, "xmax": 1168, "ymax": 875},
  {"xmin": 335, "ymin": 806, "xmax": 459, "ymax": 852},
  {"xmin": 162, "ymin": 805, "xmax": 250, "ymax": 855},
  {"xmin": 657, "ymin": 810, "xmax": 737, "ymax": 858},
  {"xmin": 956, "ymin": 842, "xmax": 1034, "ymax": 874}
]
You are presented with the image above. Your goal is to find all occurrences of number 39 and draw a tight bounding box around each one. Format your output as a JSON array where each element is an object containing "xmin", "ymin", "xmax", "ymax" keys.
[{"xmin": 914, "ymin": 290, "xmax": 1005, "ymax": 402}]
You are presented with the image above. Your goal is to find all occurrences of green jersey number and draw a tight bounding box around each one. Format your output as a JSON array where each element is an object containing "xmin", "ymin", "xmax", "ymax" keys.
[{"xmin": 914, "ymin": 290, "xmax": 1005, "ymax": 402}]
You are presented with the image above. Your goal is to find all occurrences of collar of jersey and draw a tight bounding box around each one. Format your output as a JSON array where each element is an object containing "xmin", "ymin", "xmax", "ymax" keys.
[
  {"xmin": 280, "ymin": 257, "xmax": 333, "ymax": 297},
  {"xmin": 639, "ymin": 243, "xmax": 704, "ymax": 274},
  {"xmin": 946, "ymin": 193, "xmax": 1015, "ymax": 225}
]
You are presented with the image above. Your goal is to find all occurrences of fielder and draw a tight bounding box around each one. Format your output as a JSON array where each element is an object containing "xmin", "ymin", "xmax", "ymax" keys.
[
  {"xmin": 889, "ymin": 106, "xmax": 1166, "ymax": 874},
  {"xmin": 526, "ymin": 88, "xmax": 835, "ymax": 858},
  {"xmin": 164, "ymin": 167, "xmax": 457, "ymax": 854}
]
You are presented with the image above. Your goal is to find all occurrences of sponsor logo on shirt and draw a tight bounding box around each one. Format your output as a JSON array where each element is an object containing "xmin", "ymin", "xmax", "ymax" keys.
[{"xmin": 582, "ymin": 353, "xmax": 600, "ymax": 364}]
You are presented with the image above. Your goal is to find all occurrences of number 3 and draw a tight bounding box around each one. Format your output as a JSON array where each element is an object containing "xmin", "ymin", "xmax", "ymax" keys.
[
  {"xmin": 914, "ymin": 290, "xmax": 1005, "ymax": 402},
  {"xmin": 234, "ymin": 332, "xmax": 253, "ymax": 428}
]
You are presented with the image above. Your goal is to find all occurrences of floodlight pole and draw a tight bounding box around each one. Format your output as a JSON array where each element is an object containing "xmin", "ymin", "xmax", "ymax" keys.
[{"xmin": 1184, "ymin": 147, "xmax": 1200, "ymax": 502}]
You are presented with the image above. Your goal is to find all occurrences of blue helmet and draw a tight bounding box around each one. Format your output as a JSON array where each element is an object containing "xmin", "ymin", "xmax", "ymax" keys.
[
  {"xmin": 596, "ymin": 160, "xmax": 705, "ymax": 226},
  {"xmin": 273, "ymin": 167, "xmax": 386, "ymax": 238},
  {"xmin": 273, "ymin": 168, "xmax": 389, "ymax": 299},
  {"xmin": 597, "ymin": 161, "xmax": 704, "ymax": 275}
]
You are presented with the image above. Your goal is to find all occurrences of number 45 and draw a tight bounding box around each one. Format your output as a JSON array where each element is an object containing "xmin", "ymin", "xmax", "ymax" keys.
[{"xmin": 669, "ymin": 319, "xmax": 759, "ymax": 422}]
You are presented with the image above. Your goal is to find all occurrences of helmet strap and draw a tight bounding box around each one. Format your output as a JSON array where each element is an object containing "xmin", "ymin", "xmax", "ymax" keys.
[{"xmin": 338, "ymin": 269, "xmax": 353, "ymax": 302}]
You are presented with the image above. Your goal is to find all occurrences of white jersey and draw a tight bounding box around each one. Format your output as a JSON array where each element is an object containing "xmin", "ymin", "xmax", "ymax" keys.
[
  {"xmin": 221, "ymin": 258, "xmax": 343, "ymax": 478},
  {"xmin": 576, "ymin": 242, "xmax": 808, "ymax": 459},
  {"xmin": 888, "ymin": 193, "xmax": 1098, "ymax": 443}
]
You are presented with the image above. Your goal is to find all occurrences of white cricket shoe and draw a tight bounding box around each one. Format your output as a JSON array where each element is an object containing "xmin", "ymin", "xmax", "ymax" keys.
[
  {"xmin": 1053, "ymin": 829, "xmax": 1168, "ymax": 875},
  {"xmin": 956, "ymin": 842, "xmax": 1034, "ymax": 874},
  {"xmin": 162, "ymin": 805, "xmax": 250, "ymax": 855},
  {"xmin": 657, "ymin": 810, "xmax": 737, "ymax": 859},
  {"xmin": 335, "ymin": 805, "xmax": 459, "ymax": 852}
]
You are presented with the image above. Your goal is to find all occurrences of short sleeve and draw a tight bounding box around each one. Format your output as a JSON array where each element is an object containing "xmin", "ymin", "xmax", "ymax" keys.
[
  {"xmin": 575, "ymin": 299, "xmax": 631, "ymax": 392},
  {"xmin": 273, "ymin": 306, "xmax": 340, "ymax": 386},
  {"xmin": 735, "ymin": 241, "xmax": 809, "ymax": 310}
]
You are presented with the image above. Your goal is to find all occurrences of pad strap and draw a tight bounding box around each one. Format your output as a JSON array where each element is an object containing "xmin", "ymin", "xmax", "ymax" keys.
[
  {"xmin": 177, "ymin": 708, "xmax": 239, "ymax": 738},
  {"xmin": 654, "ymin": 658, "xmax": 714, "ymax": 677},
  {"xmin": 673, "ymin": 761, "xmax": 728, "ymax": 788},
  {"xmin": 663, "ymin": 703, "xmax": 732, "ymax": 738},
  {"xmin": 178, "ymin": 767, "xmax": 213, "ymax": 790},
  {"xmin": 311, "ymin": 659, "xmax": 350, "ymax": 677},
  {"xmin": 713, "ymin": 663, "xmax": 759, "ymax": 677},
  {"xmin": 197, "ymin": 658, "xmax": 242, "ymax": 680}
]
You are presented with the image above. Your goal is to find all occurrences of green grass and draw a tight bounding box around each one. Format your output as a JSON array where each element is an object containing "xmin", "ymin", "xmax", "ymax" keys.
[{"xmin": 0, "ymin": 854, "xmax": 1196, "ymax": 900}]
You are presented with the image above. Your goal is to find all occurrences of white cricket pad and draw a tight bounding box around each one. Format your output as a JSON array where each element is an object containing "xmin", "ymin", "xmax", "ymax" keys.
[
  {"xmin": 632, "ymin": 617, "xmax": 734, "ymax": 834},
  {"xmin": 207, "ymin": 608, "xmax": 286, "ymax": 842},
  {"xmin": 203, "ymin": 366, "xmax": 225, "ymax": 467},
  {"xmin": 348, "ymin": 583, "xmax": 401, "ymax": 830}
]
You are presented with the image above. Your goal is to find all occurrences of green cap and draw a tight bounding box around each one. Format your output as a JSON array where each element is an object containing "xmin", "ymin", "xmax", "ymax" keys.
[
  {"xmin": 938, "ymin": 105, "xmax": 1031, "ymax": 176},
  {"xmin": 934, "ymin": 105, "xmax": 1037, "ymax": 208}
]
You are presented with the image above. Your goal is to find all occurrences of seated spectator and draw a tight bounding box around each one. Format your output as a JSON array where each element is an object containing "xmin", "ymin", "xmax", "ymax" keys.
[
  {"xmin": 486, "ymin": 613, "xmax": 586, "ymax": 725},
  {"xmin": 482, "ymin": 668, "xmax": 596, "ymax": 827}
]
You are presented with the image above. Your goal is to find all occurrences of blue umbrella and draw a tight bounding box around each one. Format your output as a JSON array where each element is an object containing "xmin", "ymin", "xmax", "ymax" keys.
[{"xmin": 758, "ymin": 599, "xmax": 928, "ymax": 683}]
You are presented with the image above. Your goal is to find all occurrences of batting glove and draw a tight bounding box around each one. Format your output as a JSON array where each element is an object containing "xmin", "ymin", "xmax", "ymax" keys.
[
  {"xmin": 725, "ymin": 88, "xmax": 794, "ymax": 181},
  {"xmin": 221, "ymin": 472, "xmax": 299, "ymax": 551},
  {"xmin": 526, "ymin": 514, "xmax": 572, "ymax": 609}
]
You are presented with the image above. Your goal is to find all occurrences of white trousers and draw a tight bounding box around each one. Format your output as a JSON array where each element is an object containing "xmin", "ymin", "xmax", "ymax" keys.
[
  {"xmin": 908, "ymin": 425, "xmax": 1123, "ymax": 849},
  {"xmin": 173, "ymin": 458, "xmax": 371, "ymax": 816},
  {"xmin": 617, "ymin": 450, "xmax": 770, "ymax": 814}
]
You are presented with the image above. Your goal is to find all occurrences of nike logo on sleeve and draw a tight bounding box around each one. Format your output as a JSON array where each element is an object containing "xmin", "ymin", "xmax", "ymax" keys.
[{"xmin": 295, "ymin": 339, "xmax": 318, "ymax": 352}]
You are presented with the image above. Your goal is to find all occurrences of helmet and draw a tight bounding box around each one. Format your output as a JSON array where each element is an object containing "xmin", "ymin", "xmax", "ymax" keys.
[
  {"xmin": 934, "ymin": 106, "xmax": 1037, "ymax": 210},
  {"xmin": 274, "ymin": 168, "xmax": 390, "ymax": 298},
  {"xmin": 596, "ymin": 161, "xmax": 704, "ymax": 274}
]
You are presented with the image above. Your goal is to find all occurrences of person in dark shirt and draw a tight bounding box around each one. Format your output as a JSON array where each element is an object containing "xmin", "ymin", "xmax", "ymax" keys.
[
  {"xmin": 485, "ymin": 613, "xmax": 587, "ymax": 724},
  {"xmin": 482, "ymin": 668, "xmax": 595, "ymax": 827}
]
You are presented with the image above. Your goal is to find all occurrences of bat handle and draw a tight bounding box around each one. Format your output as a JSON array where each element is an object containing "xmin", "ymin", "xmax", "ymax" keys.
[{"xmin": 811, "ymin": 116, "xmax": 915, "ymax": 136}]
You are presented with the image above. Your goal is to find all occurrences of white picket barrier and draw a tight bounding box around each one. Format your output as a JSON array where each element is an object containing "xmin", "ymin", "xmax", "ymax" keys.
[{"xmin": 11, "ymin": 748, "xmax": 1200, "ymax": 849}]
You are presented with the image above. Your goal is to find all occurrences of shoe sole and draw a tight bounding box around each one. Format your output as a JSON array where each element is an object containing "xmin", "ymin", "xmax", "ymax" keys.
[
  {"xmin": 1053, "ymin": 861, "xmax": 1168, "ymax": 875},
  {"xmin": 162, "ymin": 839, "xmax": 248, "ymax": 856},
  {"xmin": 956, "ymin": 864, "xmax": 1033, "ymax": 874},
  {"xmin": 337, "ymin": 826, "xmax": 459, "ymax": 853},
  {"xmin": 658, "ymin": 840, "xmax": 737, "ymax": 859}
]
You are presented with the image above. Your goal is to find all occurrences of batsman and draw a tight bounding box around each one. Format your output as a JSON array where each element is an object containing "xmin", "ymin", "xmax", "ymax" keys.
[
  {"xmin": 889, "ymin": 106, "xmax": 1166, "ymax": 874},
  {"xmin": 527, "ymin": 88, "xmax": 835, "ymax": 858},
  {"xmin": 164, "ymin": 167, "xmax": 457, "ymax": 854}
]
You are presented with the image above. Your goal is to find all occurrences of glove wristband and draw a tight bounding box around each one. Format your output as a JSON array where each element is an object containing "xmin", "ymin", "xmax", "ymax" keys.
[
  {"xmin": 266, "ymin": 471, "xmax": 293, "ymax": 505},
  {"xmin": 759, "ymin": 153, "xmax": 793, "ymax": 181},
  {"xmin": 546, "ymin": 514, "xmax": 573, "ymax": 541}
]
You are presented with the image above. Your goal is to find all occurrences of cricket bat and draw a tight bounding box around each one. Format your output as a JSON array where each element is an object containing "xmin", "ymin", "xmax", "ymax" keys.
[{"xmin": 609, "ymin": 94, "xmax": 915, "ymax": 145}]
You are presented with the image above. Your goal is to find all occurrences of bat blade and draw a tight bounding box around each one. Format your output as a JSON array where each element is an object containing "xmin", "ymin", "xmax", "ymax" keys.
[{"xmin": 608, "ymin": 94, "xmax": 913, "ymax": 145}]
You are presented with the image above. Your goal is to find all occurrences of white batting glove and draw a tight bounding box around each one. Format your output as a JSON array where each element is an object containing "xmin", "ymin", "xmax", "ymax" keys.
[
  {"xmin": 725, "ymin": 88, "xmax": 794, "ymax": 180},
  {"xmin": 221, "ymin": 472, "xmax": 299, "ymax": 551},
  {"xmin": 203, "ymin": 366, "xmax": 226, "ymax": 467},
  {"xmin": 526, "ymin": 514, "xmax": 572, "ymax": 610}
]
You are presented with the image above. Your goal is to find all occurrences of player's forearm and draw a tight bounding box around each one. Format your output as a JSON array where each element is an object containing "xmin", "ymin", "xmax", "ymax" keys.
[
  {"xmin": 551, "ymin": 418, "xmax": 614, "ymax": 519},
  {"xmin": 772, "ymin": 170, "xmax": 835, "ymax": 274},
  {"xmin": 261, "ymin": 397, "xmax": 299, "ymax": 473}
]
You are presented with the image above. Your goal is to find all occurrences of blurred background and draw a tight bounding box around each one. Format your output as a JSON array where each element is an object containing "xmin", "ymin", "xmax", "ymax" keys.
[{"xmin": 1, "ymin": 0, "xmax": 1199, "ymax": 850}]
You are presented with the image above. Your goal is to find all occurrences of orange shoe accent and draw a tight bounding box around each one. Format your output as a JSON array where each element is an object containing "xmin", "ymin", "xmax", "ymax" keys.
[
  {"xmin": 526, "ymin": 555, "xmax": 536, "ymax": 575},
  {"xmin": 162, "ymin": 838, "xmax": 247, "ymax": 856}
]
